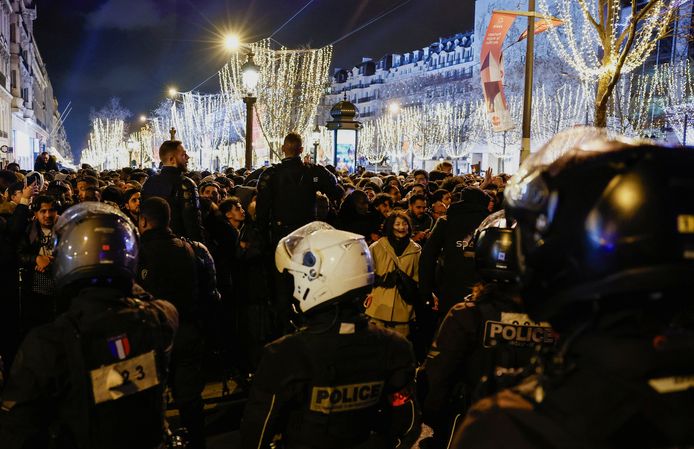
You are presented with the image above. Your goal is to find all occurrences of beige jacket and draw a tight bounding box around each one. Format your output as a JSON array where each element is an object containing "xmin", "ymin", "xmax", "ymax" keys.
[{"xmin": 365, "ymin": 237, "xmax": 421, "ymax": 324}]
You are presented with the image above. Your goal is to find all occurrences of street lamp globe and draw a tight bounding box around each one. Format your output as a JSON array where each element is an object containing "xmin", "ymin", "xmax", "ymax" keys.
[
  {"xmin": 167, "ymin": 87, "xmax": 178, "ymax": 98},
  {"xmin": 241, "ymin": 52, "xmax": 260, "ymax": 94},
  {"xmin": 223, "ymin": 34, "xmax": 241, "ymax": 52},
  {"xmin": 387, "ymin": 102, "xmax": 400, "ymax": 114}
]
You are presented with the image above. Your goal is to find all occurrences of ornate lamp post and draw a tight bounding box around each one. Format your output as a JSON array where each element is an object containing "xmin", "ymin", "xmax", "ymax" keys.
[
  {"xmin": 326, "ymin": 96, "xmax": 361, "ymax": 173},
  {"xmin": 241, "ymin": 51, "xmax": 260, "ymax": 170}
]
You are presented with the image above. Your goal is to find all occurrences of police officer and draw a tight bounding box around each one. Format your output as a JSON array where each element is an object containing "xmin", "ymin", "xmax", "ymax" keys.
[
  {"xmin": 241, "ymin": 222, "xmax": 421, "ymax": 449},
  {"xmin": 419, "ymin": 187, "xmax": 492, "ymax": 320},
  {"xmin": 256, "ymin": 132, "xmax": 343, "ymax": 333},
  {"xmin": 418, "ymin": 211, "xmax": 554, "ymax": 449},
  {"xmin": 142, "ymin": 140, "xmax": 204, "ymax": 242},
  {"xmin": 255, "ymin": 132, "xmax": 343, "ymax": 246},
  {"xmin": 137, "ymin": 197, "xmax": 206, "ymax": 449},
  {"xmin": 0, "ymin": 202, "xmax": 178, "ymax": 449},
  {"xmin": 451, "ymin": 128, "xmax": 694, "ymax": 448}
]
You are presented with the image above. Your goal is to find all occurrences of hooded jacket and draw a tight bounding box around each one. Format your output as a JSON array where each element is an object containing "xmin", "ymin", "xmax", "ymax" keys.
[{"xmin": 366, "ymin": 237, "xmax": 421, "ymax": 324}]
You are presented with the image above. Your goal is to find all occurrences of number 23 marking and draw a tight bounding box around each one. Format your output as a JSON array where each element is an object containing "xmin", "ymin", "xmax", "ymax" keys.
[{"xmin": 120, "ymin": 365, "xmax": 146, "ymax": 383}]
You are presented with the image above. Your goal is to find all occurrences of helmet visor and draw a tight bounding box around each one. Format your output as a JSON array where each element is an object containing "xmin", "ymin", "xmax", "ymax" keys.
[
  {"xmin": 55, "ymin": 202, "xmax": 135, "ymax": 236},
  {"xmin": 282, "ymin": 221, "xmax": 335, "ymax": 258},
  {"xmin": 506, "ymin": 127, "xmax": 630, "ymax": 212}
]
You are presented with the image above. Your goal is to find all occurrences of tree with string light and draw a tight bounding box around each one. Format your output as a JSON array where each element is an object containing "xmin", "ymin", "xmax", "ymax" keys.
[
  {"xmin": 539, "ymin": 0, "xmax": 680, "ymax": 127},
  {"xmin": 219, "ymin": 39, "xmax": 333, "ymax": 161}
]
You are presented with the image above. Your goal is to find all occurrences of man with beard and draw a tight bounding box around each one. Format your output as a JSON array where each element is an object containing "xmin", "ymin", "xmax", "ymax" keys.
[{"xmin": 142, "ymin": 140, "xmax": 204, "ymax": 242}]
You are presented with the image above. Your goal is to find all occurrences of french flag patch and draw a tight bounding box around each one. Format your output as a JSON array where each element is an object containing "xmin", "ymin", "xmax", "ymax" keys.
[{"xmin": 108, "ymin": 334, "xmax": 131, "ymax": 360}]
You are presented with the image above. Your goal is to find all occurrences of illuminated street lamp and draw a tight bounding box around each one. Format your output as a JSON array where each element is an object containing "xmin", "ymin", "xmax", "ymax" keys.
[
  {"xmin": 127, "ymin": 138, "xmax": 136, "ymax": 168},
  {"xmin": 240, "ymin": 51, "xmax": 260, "ymax": 170},
  {"xmin": 326, "ymin": 95, "xmax": 361, "ymax": 173}
]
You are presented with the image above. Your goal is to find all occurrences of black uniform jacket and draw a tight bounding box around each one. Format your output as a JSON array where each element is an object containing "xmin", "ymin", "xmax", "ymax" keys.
[
  {"xmin": 142, "ymin": 166, "xmax": 204, "ymax": 242},
  {"xmin": 0, "ymin": 285, "xmax": 178, "ymax": 449},
  {"xmin": 452, "ymin": 311, "xmax": 694, "ymax": 449},
  {"xmin": 241, "ymin": 307, "xmax": 421, "ymax": 449},
  {"xmin": 418, "ymin": 200, "xmax": 489, "ymax": 315},
  {"xmin": 255, "ymin": 157, "xmax": 342, "ymax": 243}
]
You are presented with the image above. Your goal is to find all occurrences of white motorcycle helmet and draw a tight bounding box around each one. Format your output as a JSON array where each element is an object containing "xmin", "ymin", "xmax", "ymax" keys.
[{"xmin": 275, "ymin": 221, "xmax": 374, "ymax": 313}]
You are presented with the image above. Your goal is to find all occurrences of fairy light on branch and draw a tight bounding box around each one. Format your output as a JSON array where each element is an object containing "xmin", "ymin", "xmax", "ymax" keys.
[{"xmin": 219, "ymin": 39, "xmax": 333, "ymax": 160}]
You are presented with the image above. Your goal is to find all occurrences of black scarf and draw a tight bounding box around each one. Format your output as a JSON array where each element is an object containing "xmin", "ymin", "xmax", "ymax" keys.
[{"xmin": 388, "ymin": 236, "xmax": 409, "ymax": 257}]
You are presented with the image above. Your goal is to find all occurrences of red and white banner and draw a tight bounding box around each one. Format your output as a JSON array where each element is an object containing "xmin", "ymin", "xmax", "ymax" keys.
[
  {"xmin": 480, "ymin": 11, "xmax": 518, "ymax": 132},
  {"xmin": 516, "ymin": 17, "xmax": 564, "ymax": 42}
]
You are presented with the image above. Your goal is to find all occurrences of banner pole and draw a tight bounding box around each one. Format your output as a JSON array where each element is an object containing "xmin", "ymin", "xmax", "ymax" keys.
[{"xmin": 520, "ymin": 0, "xmax": 536, "ymax": 164}]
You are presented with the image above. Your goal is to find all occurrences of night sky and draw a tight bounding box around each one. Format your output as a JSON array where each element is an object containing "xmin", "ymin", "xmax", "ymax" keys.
[{"xmin": 34, "ymin": 0, "xmax": 475, "ymax": 159}]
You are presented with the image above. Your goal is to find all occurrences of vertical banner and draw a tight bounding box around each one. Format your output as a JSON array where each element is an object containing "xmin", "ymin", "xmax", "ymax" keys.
[{"xmin": 480, "ymin": 11, "xmax": 518, "ymax": 132}]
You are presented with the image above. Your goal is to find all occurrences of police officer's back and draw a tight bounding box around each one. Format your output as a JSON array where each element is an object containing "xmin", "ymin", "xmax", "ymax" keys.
[
  {"xmin": 419, "ymin": 211, "xmax": 554, "ymax": 449},
  {"xmin": 136, "ymin": 197, "xmax": 206, "ymax": 449},
  {"xmin": 451, "ymin": 129, "xmax": 694, "ymax": 448},
  {"xmin": 142, "ymin": 140, "xmax": 204, "ymax": 242},
  {"xmin": 255, "ymin": 133, "xmax": 342, "ymax": 245},
  {"xmin": 0, "ymin": 202, "xmax": 178, "ymax": 449},
  {"xmin": 241, "ymin": 222, "xmax": 421, "ymax": 449}
]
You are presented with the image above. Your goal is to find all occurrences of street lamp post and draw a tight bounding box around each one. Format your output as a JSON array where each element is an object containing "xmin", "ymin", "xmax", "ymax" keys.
[{"xmin": 241, "ymin": 51, "xmax": 260, "ymax": 171}]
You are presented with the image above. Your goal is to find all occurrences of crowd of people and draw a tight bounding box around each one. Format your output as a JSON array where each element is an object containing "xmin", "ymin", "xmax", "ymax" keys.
[{"xmin": 0, "ymin": 128, "xmax": 691, "ymax": 449}]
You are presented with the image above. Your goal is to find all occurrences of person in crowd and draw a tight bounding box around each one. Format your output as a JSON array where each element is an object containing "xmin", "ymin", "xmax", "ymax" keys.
[
  {"xmin": 217, "ymin": 196, "xmax": 270, "ymax": 373},
  {"xmin": 4, "ymin": 181, "xmax": 24, "ymax": 209},
  {"xmin": 419, "ymin": 186, "xmax": 491, "ymax": 319},
  {"xmin": 451, "ymin": 129, "xmax": 694, "ymax": 448},
  {"xmin": 82, "ymin": 185, "xmax": 101, "ymax": 202},
  {"xmin": 142, "ymin": 140, "xmax": 205, "ymax": 242},
  {"xmin": 137, "ymin": 197, "xmax": 206, "ymax": 449},
  {"xmin": 199, "ymin": 180, "xmax": 222, "ymax": 205},
  {"xmin": 385, "ymin": 183, "xmax": 403, "ymax": 206},
  {"xmin": 0, "ymin": 181, "xmax": 36, "ymax": 374},
  {"xmin": 335, "ymin": 189, "xmax": 380, "ymax": 243},
  {"xmin": 372, "ymin": 192, "xmax": 394, "ymax": 219},
  {"xmin": 419, "ymin": 211, "xmax": 555, "ymax": 449},
  {"xmin": 0, "ymin": 170, "xmax": 18, "ymax": 195},
  {"xmin": 242, "ymin": 222, "xmax": 421, "ymax": 449},
  {"xmin": 46, "ymin": 180, "xmax": 73, "ymax": 211},
  {"xmin": 434, "ymin": 161, "xmax": 453, "ymax": 175},
  {"xmin": 407, "ymin": 193, "xmax": 433, "ymax": 244},
  {"xmin": 432, "ymin": 189, "xmax": 452, "ymax": 208},
  {"xmin": 101, "ymin": 185, "xmax": 123, "ymax": 208},
  {"xmin": 365, "ymin": 211, "xmax": 421, "ymax": 337},
  {"xmin": 413, "ymin": 169, "xmax": 429, "ymax": 189},
  {"xmin": 33, "ymin": 152, "xmax": 50, "ymax": 172},
  {"xmin": 122, "ymin": 187, "xmax": 141, "ymax": 225},
  {"xmin": 76, "ymin": 175, "xmax": 98, "ymax": 202},
  {"xmin": 0, "ymin": 203, "xmax": 178, "ymax": 449},
  {"xmin": 255, "ymin": 132, "xmax": 343, "ymax": 332},
  {"xmin": 430, "ymin": 200, "xmax": 448, "ymax": 222},
  {"xmin": 16, "ymin": 195, "xmax": 60, "ymax": 332},
  {"xmin": 255, "ymin": 132, "xmax": 343, "ymax": 246}
]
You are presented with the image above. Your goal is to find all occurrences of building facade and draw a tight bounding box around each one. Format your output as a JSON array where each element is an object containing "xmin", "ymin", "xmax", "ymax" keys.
[
  {"xmin": 324, "ymin": 0, "xmax": 692, "ymax": 173},
  {"xmin": 5, "ymin": 0, "xmax": 67, "ymax": 169}
]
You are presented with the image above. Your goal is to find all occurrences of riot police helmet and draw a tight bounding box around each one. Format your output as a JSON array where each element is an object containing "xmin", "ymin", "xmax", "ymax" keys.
[
  {"xmin": 275, "ymin": 221, "xmax": 374, "ymax": 313},
  {"xmin": 471, "ymin": 210, "xmax": 518, "ymax": 283},
  {"xmin": 53, "ymin": 202, "xmax": 139, "ymax": 289},
  {"xmin": 505, "ymin": 127, "xmax": 694, "ymax": 321}
]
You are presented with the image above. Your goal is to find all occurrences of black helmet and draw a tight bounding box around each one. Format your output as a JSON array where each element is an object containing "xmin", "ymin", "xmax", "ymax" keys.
[
  {"xmin": 472, "ymin": 210, "xmax": 518, "ymax": 283},
  {"xmin": 505, "ymin": 127, "xmax": 694, "ymax": 321},
  {"xmin": 53, "ymin": 202, "xmax": 139, "ymax": 289}
]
